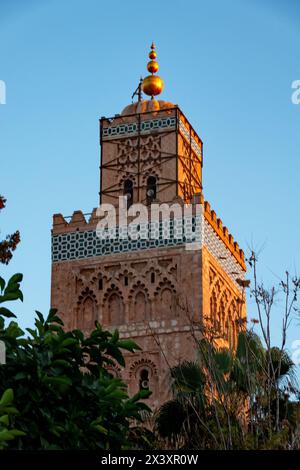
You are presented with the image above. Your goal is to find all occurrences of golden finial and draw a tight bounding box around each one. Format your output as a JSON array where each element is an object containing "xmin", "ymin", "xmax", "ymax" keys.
[{"xmin": 142, "ymin": 42, "xmax": 164, "ymax": 98}]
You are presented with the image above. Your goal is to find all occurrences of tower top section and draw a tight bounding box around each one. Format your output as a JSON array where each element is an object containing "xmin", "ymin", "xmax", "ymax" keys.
[
  {"xmin": 121, "ymin": 42, "xmax": 173, "ymax": 115},
  {"xmin": 142, "ymin": 42, "xmax": 164, "ymax": 98}
]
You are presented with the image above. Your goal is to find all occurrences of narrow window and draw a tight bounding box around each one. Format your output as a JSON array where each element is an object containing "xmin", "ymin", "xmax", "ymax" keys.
[
  {"xmin": 99, "ymin": 277, "xmax": 103, "ymax": 290},
  {"xmin": 151, "ymin": 272, "xmax": 155, "ymax": 284},
  {"xmin": 124, "ymin": 179, "xmax": 133, "ymax": 208},
  {"xmin": 146, "ymin": 176, "xmax": 157, "ymax": 204},
  {"xmin": 139, "ymin": 369, "xmax": 150, "ymax": 392},
  {"xmin": 124, "ymin": 276, "xmax": 128, "ymax": 286}
]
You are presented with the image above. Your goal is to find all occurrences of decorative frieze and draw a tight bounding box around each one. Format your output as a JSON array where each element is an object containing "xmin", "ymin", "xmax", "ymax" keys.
[
  {"xmin": 52, "ymin": 216, "xmax": 202, "ymax": 263},
  {"xmin": 102, "ymin": 116, "xmax": 176, "ymax": 140}
]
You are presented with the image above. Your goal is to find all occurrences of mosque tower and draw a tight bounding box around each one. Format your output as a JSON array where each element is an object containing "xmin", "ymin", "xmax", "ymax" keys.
[{"xmin": 51, "ymin": 44, "xmax": 246, "ymax": 409}]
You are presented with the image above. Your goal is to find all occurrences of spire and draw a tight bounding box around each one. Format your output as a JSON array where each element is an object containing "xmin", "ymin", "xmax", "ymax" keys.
[{"xmin": 142, "ymin": 42, "xmax": 164, "ymax": 99}]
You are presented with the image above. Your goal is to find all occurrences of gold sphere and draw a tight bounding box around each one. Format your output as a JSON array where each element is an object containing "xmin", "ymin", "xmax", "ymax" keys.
[
  {"xmin": 149, "ymin": 50, "xmax": 157, "ymax": 60},
  {"xmin": 142, "ymin": 75, "xmax": 164, "ymax": 97},
  {"xmin": 147, "ymin": 60, "xmax": 159, "ymax": 74}
]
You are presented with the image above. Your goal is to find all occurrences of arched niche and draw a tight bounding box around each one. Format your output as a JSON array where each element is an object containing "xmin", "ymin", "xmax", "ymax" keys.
[
  {"xmin": 77, "ymin": 294, "xmax": 97, "ymax": 331},
  {"xmin": 160, "ymin": 287, "xmax": 174, "ymax": 319},
  {"xmin": 134, "ymin": 290, "xmax": 150, "ymax": 322},
  {"xmin": 108, "ymin": 292, "xmax": 125, "ymax": 325}
]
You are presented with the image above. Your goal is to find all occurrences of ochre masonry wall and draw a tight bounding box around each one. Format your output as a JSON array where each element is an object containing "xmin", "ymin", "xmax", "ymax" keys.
[
  {"xmin": 100, "ymin": 106, "xmax": 203, "ymax": 207},
  {"xmin": 51, "ymin": 104, "xmax": 246, "ymax": 409},
  {"xmin": 51, "ymin": 245, "xmax": 202, "ymax": 409},
  {"xmin": 51, "ymin": 202, "xmax": 246, "ymax": 409}
]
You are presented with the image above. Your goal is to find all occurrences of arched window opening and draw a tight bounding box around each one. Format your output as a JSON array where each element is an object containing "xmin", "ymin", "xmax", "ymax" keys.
[
  {"xmin": 99, "ymin": 277, "xmax": 103, "ymax": 290},
  {"xmin": 151, "ymin": 272, "xmax": 155, "ymax": 284},
  {"xmin": 146, "ymin": 176, "xmax": 157, "ymax": 204},
  {"xmin": 124, "ymin": 179, "xmax": 133, "ymax": 208},
  {"xmin": 124, "ymin": 276, "xmax": 128, "ymax": 286},
  {"xmin": 139, "ymin": 368, "xmax": 150, "ymax": 393}
]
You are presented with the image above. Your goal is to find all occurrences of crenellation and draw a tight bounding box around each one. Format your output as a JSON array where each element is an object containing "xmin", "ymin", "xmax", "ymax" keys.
[
  {"xmin": 204, "ymin": 201, "xmax": 211, "ymax": 213},
  {"xmin": 53, "ymin": 213, "xmax": 68, "ymax": 232},
  {"xmin": 211, "ymin": 210, "xmax": 217, "ymax": 222},
  {"xmin": 202, "ymin": 199, "xmax": 246, "ymax": 270},
  {"xmin": 70, "ymin": 211, "xmax": 88, "ymax": 227}
]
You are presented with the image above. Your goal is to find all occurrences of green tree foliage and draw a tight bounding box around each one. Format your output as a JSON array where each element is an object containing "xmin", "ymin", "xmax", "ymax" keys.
[
  {"xmin": 0, "ymin": 389, "xmax": 25, "ymax": 449},
  {"xmin": 155, "ymin": 332, "xmax": 300, "ymax": 449},
  {"xmin": 0, "ymin": 196, "xmax": 20, "ymax": 265},
  {"xmin": 0, "ymin": 273, "xmax": 151, "ymax": 450}
]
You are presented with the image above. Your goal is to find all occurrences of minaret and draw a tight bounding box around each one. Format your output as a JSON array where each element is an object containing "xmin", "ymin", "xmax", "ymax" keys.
[
  {"xmin": 51, "ymin": 43, "xmax": 246, "ymax": 410},
  {"xmin": 99, "ymin": 43, "xmax": 203, "ymax": 207}
]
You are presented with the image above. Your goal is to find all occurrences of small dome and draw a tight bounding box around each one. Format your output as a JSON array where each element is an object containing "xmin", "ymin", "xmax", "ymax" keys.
[{"xmin": 121, "ymin": 99, "xmax": 175, "ymax": 116}]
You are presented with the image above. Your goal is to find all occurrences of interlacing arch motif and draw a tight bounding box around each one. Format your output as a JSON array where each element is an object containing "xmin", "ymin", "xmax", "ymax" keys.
[
  {"xmin": 116, "ymin": 135, "xmax": 161, "ymax": 167},
  {"xmin": 141, "ymin": 169, "xmax": 161, "ymax": 185},
  {"xmin": 154, "ymin": 277, "xmax": 177, "ymax": 297},
  {"xmin": 76, "ymin": 287, "xmax": 97, "ymax": 330},
  {"xmin": 128, "ymin": 281, "xmax": 150, "ymax": 322},
  {"xmin": 209, "ymin": 268, "xmax": 240, "ymax": 344},
  {"xmin": 129, "ymin": 358, "xmax": 158, "ymax": 378},
  {"xmin": 140, "ymin": 135, "xmax": 161, "ymax": 163},
  {"xmin": 102, "ymin": 283, "xmax": 124, "ymax": 301},
  {"xmin": 77, "ymin": 286, "xmax": 97, "ymax": 305},
  {"xmin": 154, "ymin": 278, "xmax": 177, "ymax": 319},
  {"xmin": 118, "ymin": 172, "xmax": 138, "ymax": 189},
  {"xmin": 102, "ymin": 284, "xmax": 125, "ymax": 325},
  {"xmin": 128, "ymin": 280, "xmax": 150, "ymax": 299},
  {"xmin": 117, "ymin": 138, "xmax": 138, "ymax": 165}
]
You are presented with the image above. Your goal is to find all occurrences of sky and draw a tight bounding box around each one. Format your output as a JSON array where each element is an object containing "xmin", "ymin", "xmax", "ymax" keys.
[{"xmin": 0, "ymin": 0, "xmax": 300, "ymax": 371}]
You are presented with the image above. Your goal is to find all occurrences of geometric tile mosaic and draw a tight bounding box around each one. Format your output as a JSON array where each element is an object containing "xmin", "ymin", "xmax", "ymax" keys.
[
  {"xmin": 204, "ymin": 220, "xmax": 245, "ymax": 288},
  {"xmin": 52, "ymin": 216, "xmax": 202, "ymax": 263},
  {"xmin": 178, "ymin": 120, "xmax": 202, "ymax": 158},
  {"xmin": 102, "ymin": 116, "xmax": 176, "ymax": 140},
  {"xmin": 52, "ymin": 215, "xmax": 244, "ymax": 290},
  {"xmin": 102, "ymin": 116, "xmax": 202, "ymax": 159}
]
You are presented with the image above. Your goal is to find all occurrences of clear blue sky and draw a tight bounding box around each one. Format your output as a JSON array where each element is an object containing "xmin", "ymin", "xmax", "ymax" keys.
[{"xmin": 1, "ymin": 0, "xmax": 300, "ymax": 368}]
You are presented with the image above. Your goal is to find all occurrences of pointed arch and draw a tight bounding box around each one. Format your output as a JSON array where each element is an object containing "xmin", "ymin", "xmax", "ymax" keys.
[
  {"xmin": 103, "ymin": 285, "xmax": 125, "ymax": 325},
  {"xmin": 134, "ymin": 290, "xmax": 149, "ymax": 322},
  {"xmin": 154, "ymin": 279, "xmax": 177, "ymax": 319},
  {"xmin": 77, "ymin": 287, "xmax": 97, "ymax": 331},
  {"xmin": 109, "ymin": 292, "xmax": 124, "ymax": 325},
  {"xmin": 128, "ymin": 281, "xmax": 150, "ymax": 322}
]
